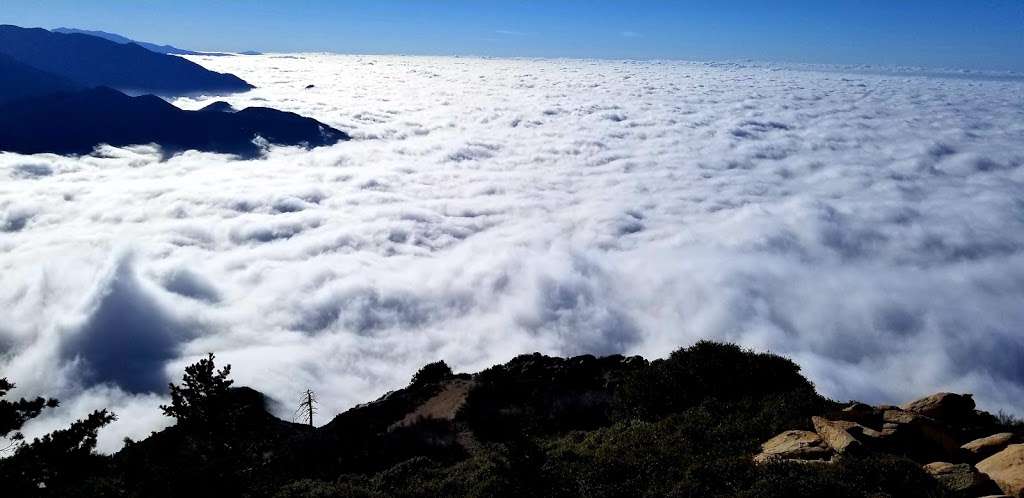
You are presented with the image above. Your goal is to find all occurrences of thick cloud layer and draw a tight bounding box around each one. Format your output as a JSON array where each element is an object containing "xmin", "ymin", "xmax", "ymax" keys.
[{"xmin": 1, "ymin": 55, "xmax": 1023, "ymax": 452}]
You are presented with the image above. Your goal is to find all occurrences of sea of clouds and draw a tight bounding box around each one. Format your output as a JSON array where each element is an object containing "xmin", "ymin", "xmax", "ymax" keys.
[{"xmin": 1, "ymin": 54, "xmax": 1023, "ymax": 452}]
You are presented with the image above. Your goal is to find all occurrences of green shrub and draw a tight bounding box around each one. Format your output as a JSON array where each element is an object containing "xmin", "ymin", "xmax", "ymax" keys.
[{"xmin": 411, "ymin": 361, "xmax": 453, "ymax": 386}]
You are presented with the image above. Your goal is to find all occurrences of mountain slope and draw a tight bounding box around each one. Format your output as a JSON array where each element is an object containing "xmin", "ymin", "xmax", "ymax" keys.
[
  {"xmin": 52, "ymin": 27, "xmax": 225, "ymax": 56},
  {"xmin": 0, "ymin": 87, "xmax": 348, "ymax": 157},
  {"xmin": 0, "ymin": 53, "xmax": 81, "ymax": 105},
  {"xmin": 0, "ymin": 25, "xmax": 251, "ymax": 94}
]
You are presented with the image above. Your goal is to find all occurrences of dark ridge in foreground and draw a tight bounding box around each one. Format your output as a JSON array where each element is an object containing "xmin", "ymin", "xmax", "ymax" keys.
[
  {"xmin": 0, "ymin": 24, "xmax": 252, "ymax": 94},
  {"xmin": 0, "ymin": 87, "xmax": 348, "ymax": 157},
  {"xmin": 1, "ymin": 342, "xmax": 1022, "ymax": 497}
]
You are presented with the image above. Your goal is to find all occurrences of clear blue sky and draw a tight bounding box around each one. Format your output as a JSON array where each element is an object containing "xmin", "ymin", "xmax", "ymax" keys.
[{"xmin": 3, "ymin": 0, "xmax": 1022, "ymax": 71}]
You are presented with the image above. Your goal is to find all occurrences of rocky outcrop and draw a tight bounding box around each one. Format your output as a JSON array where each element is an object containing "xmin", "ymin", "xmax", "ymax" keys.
[
  {"xmin": 977, "ymin": 445, "xmax": 1024, "ymax": 498},
  {"xmin": 812, "ymin": 416, "xmax": 865, "ymax": 454},
  {"xmin": 756, "ymin": 393, "xmax": 1022, "ymax": 498},
  {"xmin": 882, "ymin": 408, "xmax": 962, "ymax": 462},
  {"xmin": 902, "ymin": 392, "xmax": 977, "ymax": 425},
  {"xmin": 753, "ymin": 430, "xmax": 832, "ymax": 464}
]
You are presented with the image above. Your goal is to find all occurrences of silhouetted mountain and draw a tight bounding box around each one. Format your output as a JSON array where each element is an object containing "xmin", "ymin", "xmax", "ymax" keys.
[
  {"xmin": 0, "ymin": 53, "xmax": 81, "ymax": 105},
  {"xmin": 0, "ymin": 87, "xmax": 348, "ymax": 157},
  {"xmin": 52, "ymin": 27, "xmax": 211, "ymax": 56},
  {"xmin": 199, "ymin": 100, "xmax": 237, "ymax": 113},
  {"xmin": 0, "ymin": 25, "xmax": 252, "ymax": 94}
]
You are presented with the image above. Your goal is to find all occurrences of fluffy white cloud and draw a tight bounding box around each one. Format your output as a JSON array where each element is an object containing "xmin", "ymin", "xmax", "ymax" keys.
[{"xmin": 1, "ymin": 55, "xmax": 1023, "ymax": 452}]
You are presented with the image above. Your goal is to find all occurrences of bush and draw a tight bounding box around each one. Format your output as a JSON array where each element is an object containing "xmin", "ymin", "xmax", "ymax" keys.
[
  {"xmin": 410, "ymin": 361, "xmax": 453, "ymax": 386},
  {"xmin": 615, "ymin": 341, "xmax": 830, "ymax": 421}
]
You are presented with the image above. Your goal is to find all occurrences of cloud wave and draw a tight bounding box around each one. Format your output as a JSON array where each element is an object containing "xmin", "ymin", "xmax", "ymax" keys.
[{"xmin": 1, "ymin": 54, "xmax": 1023, "ymax": 452}]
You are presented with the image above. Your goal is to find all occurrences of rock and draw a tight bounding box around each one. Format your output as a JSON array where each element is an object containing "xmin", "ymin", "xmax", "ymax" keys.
[
  {"xmin": 923, "ymin": 461, "xmax": 999, "ymax": 496},
  {"xmin": 977, "ymin": 444, "xmax": 1024, "ymax": 497},
  {"xmin": 902, "ymin": 392, "xmax": 976, "ymax": 424},
  {"xmin": 964, "ymin": 434, "xmax": 1019, "ymax": 463},
  {"xmin": 883, "ymin": 409, "xmax": 920, "ymax": 425},
  {"xmin": 827, "ymin": 402, "xmax": 883, "ymax": 426},
  {"xmin": 812, "ymin": 416, "xmax": 863, "ymax": 454},
  {"xmin": 881, "ymin": 409, "xmax": 960, "ymax": 462},
  {"xmin": 753, "ymin": 430, "xmax": 832, "ymax": 464}
]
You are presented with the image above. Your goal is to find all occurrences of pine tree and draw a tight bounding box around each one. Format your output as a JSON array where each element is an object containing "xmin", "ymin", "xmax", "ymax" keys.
[
  {"xmin": 161, "ymin": 353, "xmax": 234, "ymax": 429},
  {"xmin": 0, "ymin": 377, "xmax": 59, "ymax": 451},
  {"xmin": 0, "ymin": 377, "xmax": 115, "ymax": 494}
]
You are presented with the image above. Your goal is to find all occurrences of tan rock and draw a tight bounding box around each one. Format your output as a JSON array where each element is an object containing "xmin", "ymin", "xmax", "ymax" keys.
[
  {"xmin": 812, "ymin": 416, "xmax": 863, "ymax": 454},
  {"xmin": 923, "ymin": 461, "xmax": 999, "ymax": 496},
  {"xmin": 879, "ymin": 409, "xmax": 961, "ymax": 462},
  {"xmin": 753, "ymin": 430, "xmax": 832, "ymax": 464},
  {"xmin": 964, "ymin": 434, "xmax": 1019, "ymax": 462},
  {"xmin": 829, "ymin": 402, "xmax": 881, "ymax": 425},
  {"xmin": 977, "ymin": 444, "xmax": 1024, "ymax": 497},
  {"xmin": 883, "ymin": 409, "xmax": 920, "ymax": 425},
  {"xmin": 901, "ymin": 392, "xmax": 975, "ymax": 423}
]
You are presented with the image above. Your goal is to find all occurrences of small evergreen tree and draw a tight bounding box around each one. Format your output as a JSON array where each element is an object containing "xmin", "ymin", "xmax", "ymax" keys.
[
  {"xmin": 161, "ymin": 353, "xmax": 234, "ymax": 429},
  {"xmin": 0, "ymin": 377, "xmax": 59, "ymax": 449},
  {"xmin": 0, "ymin": 377, "xmax": 115, "ymax": 494}
]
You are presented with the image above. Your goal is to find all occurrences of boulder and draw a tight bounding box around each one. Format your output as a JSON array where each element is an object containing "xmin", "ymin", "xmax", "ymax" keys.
[
  {"xmin": 753, "ymin": 430, "xmax": 832, "ymax": 464},
  {"xmin": 812, "ymin": 416, "xmax": 863, "ymax": 454},
  {"xmin": 964, "ymin": 434, "xmax": 1019, "ymax": 463},
  {"xmin": 883, "ymin": 409, "xmax": 921, "ymax": 425},
  {"xmin": 902, "ymin": 392, "xmax": 976, "ymax": 424},
  {"xmin": 977, "ymin": 444, "xmax": 1024, "ymax": 497},
  {"xmin": 923, "ymin": 461, "xmax": 1000, "ymax": 496},
  {"xmin": 882, "ymin": 409, "xmax": 960, "ymax": 462},
  {"xmin": 828, "ymin": 402, "xmax": 883, "ymax": 426}
]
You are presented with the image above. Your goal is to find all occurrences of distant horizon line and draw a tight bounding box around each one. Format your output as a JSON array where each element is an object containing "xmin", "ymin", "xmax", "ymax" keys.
[
  {"xmin": 18, "ymin": 23, "xmax": 1024, "ymax": 78},
  {"xmin": 186, "ymin": 50, "xmax": 1024, "ymax": 81}
]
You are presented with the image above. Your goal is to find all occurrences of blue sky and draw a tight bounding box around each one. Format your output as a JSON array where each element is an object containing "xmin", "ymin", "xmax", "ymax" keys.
[{"xmin": 3, "ymin": 1, "xmax": 1022, "ymax": 70}]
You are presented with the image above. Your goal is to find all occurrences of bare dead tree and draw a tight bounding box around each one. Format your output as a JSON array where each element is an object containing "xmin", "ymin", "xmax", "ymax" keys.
[{"xmin": 295, "ymin": 389, "xmax": 318, "ymax": 427}]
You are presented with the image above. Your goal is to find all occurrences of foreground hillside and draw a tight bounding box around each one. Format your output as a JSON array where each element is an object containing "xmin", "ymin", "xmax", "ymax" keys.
[{"xmin": 2, "ymin": 342, "xmax": 1021, "ymax": 497}]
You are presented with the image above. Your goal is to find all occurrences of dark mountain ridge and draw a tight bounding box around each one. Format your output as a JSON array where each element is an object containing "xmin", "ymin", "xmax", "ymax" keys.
[
  {"xmin": 0, "ymin": 87, "xmax": 349, "ymax": 157},
  {"xmin": 0, "ymin": 25, "xmax": 251, "ymax": 94},
  {"xmin": 0, "ymin": 24, "xmax": 347, "ymax": 156}
]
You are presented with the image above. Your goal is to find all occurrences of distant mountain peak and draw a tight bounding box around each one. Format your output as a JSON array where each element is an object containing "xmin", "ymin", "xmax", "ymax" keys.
[
  {"xmin": 53, "ymin": 27, "xmax": 201, "ymax": 55},
  {"xmin": 52, "ymin": 27, "xmax": 249, "ymax": 57}
]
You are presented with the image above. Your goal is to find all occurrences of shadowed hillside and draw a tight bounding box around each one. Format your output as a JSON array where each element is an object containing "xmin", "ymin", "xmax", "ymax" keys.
[
  {"xmin": 0, "ymin": 54, "xmax": 81, "ymax": 105},
  {"xmin": 2, "ymin": 342, "xmax": 1021, "ymax": 497}
]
